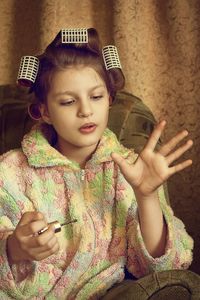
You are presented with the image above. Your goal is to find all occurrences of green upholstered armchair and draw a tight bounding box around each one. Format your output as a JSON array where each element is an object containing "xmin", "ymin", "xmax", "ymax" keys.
[{"xmin": 0, "ymin": 85, "xmax": 200, "ymax": 299}]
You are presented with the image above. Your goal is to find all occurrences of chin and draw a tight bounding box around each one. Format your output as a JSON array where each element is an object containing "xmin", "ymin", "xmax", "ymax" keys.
[
  {"xmin": 78, "ymin": 139, "xmax": 99, "ymax": 148},
  {"xmin": 77, "ymin": 136, "xmax": 101, "ymax": 148}
]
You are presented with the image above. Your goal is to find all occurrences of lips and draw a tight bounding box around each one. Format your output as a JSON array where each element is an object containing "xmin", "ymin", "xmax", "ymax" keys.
[{"xmin": 79, "ymin": 123, "xmax": 97, "ymax": 134}]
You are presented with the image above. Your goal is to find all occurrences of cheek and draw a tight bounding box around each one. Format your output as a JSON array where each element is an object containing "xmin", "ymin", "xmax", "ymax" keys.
[
  {"xmin": 48, "ymin": 105, "xmax": 67, "ymax": 121},
  {"xmin": 99, "ymin": 108, "xmax": 109, "ymax": 126},
  {"xmin": 98, "ymin": 100, "xmax": 109, "ymax": 114},
  {"xmin": 50, "ymin": 111, "xmax": 76, "ymax": 130}
]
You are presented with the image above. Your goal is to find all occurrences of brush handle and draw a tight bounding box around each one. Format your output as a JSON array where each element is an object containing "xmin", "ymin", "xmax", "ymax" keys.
[
  {"xmin": 38, "ymin": 219, "xmax": 77, "ymax": 235},
  {"xmin": 0, "ymin": 219, "xmax": 77, "ymax": 235}
]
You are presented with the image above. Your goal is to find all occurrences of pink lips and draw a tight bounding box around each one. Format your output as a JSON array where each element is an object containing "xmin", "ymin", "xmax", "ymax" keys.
[{"xmin": 79, "ymin": 123, "xmax": 97, "ymax": 134}]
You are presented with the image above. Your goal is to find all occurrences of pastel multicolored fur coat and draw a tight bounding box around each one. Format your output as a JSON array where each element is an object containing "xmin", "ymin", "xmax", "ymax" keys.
[{"xmin": 0, "ymin": 124, "xmax": 193, "ymax": 299}]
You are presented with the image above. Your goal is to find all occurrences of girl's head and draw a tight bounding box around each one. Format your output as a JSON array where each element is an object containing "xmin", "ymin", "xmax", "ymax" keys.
[
  {"xmin": 18, "ymin": 28, "xmax": 125, "ymax": 116},
  {"xmin": 17, "ymin": 28, "xmax": 125, "ymax": 163}
]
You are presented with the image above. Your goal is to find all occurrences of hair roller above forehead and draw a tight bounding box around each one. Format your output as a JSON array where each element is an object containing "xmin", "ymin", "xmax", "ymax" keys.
[{"xmin": 17, "ymin": 56, "xmax": 39, "ymax": 87}]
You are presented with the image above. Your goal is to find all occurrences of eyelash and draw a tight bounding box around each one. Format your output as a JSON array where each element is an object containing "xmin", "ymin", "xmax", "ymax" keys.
[
  {"xmin": 60, "ymin": 95, "xmax": 103, "ymax": 105},
  {"xmin": 60, "ymin": 100, "xmax": 75, "ymax": 106},
  {"xmin": 91, "ymin": 95, "xmax": 103, "ymax": 100}
]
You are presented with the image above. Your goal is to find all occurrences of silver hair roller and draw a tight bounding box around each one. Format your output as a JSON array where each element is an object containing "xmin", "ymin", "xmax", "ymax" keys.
[
  {"xmin": 61, "ymin": 28, "xmax": 88, "ymax": 44},
  {"xmin": 102, "ymin": 45, "xmax": 122, "ymax": 70},
  {"xmin": 17, "ymin": 56, "xmax": 39, "ymax": 86}
]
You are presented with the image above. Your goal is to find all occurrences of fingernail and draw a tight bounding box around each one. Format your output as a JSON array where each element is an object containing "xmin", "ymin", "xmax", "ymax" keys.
[
  {"xmin": 187, "ymin": 139, "xmax": 193, "ymax": 145},
  {"xmin": 160, "ymin": 120, "xmax": 166, "ymax": 125}
]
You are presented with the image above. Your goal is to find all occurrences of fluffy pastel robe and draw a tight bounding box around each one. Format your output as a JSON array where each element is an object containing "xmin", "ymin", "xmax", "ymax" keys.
[{"xmin": 0, "ymin": 124, "xmax": 193, "ymax": 299}]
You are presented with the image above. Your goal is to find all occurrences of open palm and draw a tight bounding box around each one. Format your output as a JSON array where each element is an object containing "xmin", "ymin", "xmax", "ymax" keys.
[{"xmin": 112, "ymin": 121, "xmax": 193, "ymax": 197}]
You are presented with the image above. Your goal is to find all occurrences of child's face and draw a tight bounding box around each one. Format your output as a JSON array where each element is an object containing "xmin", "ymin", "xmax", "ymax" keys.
[{"xmin": 40, "ymin": 65, "xmax": 110, "ymax": 157}]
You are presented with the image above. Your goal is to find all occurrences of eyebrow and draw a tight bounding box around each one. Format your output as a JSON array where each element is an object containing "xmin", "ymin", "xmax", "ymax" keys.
[{"xmin": 53, "ymin": 84, "xmax": 106, "ymax": 97}]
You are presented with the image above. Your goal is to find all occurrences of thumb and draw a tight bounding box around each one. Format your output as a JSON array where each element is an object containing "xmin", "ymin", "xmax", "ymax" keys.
[
  {"xmin": 111, "ymin": 152, "xmax": 129, "ymax": 170},
  {"xmin": 111, "ymin": 152, "xmax": 140, "ymax": 187},
  {"xmin": 18, "ymin": 211, "xmax": 45, "ymax": 226},
  {"xmin": 111, "ymin": 152, "xmax": 135, "ymax": 181}
]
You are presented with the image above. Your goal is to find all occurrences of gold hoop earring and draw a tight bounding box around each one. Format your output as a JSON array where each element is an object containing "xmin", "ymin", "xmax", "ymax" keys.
[{"xmin": 28, "ymin": 104, "xmax": 42, "ymax": 121}]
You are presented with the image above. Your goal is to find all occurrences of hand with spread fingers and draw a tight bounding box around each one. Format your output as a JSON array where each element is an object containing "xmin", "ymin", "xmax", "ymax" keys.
[{"xmin": 112, "ymin": 120, "xmax": 193, "ymax": 200}]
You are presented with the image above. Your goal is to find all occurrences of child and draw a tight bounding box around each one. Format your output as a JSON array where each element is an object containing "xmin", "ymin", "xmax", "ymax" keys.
[{"xmin": 0, "ymin": 28, "xmax": 194, "ymax": 299}]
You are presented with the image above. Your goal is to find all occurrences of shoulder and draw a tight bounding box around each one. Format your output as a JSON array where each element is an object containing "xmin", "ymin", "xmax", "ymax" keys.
[
  {"xmin": 94, "ymin": 128, "xmax": 138, "ymax": 174},
  {"xmin": 105, "ymin": 128, "xmax": 138, "ymax": 162},
  {"xmin": 0, "ymin": 149, "xmax": 27, "ymax": 171}
]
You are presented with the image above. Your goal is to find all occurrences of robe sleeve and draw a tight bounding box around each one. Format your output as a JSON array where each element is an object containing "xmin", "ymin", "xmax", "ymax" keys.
[{"xmin": 126, "ymin": 185, "xmax": 194, "ymax": 278}]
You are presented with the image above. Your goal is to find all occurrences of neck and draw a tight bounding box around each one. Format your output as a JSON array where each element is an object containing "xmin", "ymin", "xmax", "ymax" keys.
[{"xmin": 56, "ymin": 142, "xmax": 98, "ymax": 168}]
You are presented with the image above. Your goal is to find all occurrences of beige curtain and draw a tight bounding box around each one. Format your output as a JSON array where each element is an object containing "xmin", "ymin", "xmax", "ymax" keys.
[{"xmin": 0, "ymin": 0, "xmax": 200, "ymax": 273}]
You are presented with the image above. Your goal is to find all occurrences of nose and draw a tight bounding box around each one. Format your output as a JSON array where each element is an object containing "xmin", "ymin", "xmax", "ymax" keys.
[{"xmin": 78, "ymin": 99, "xmax": 93, "ymax": 118}]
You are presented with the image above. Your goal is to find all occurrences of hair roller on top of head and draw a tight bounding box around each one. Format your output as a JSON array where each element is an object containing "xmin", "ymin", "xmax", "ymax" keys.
[
  {"xmin": 61, "ymin": 28, "xmax": 88, "ymax": 44},
  {"xmin": 17, "ymin": 56, "xmax": 39, "ymax": 87},
  {"xmin": 102, "ymin": 45, "xmax": 122, "ymax": 70},
  {"xmin": 45, "ymin": 28, "xmax": 100, "ymax": 55}
]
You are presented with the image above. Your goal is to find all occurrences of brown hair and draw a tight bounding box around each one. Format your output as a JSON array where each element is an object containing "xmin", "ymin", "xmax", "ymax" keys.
[{"xmin": 29, "ymin": 28, "xmax": 125, "ymax": 117}]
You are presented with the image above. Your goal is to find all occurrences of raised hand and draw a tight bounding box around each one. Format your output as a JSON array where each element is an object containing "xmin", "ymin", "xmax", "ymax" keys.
[
  {"xmin": 112, "ymin": 120, "xmax": 193, "ymax": 199},
  {"xmin": 7, "ymin": 212, "xmax": 59, "ymax": 263}
]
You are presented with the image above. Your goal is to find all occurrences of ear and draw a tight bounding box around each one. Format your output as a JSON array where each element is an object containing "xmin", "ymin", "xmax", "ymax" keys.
[{"xmin": 39, "ymin": 104, "xmax": 52, "ymax": 124}]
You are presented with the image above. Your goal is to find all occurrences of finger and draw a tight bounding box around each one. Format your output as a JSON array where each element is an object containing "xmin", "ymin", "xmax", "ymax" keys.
[
  {"xmin": 111, "ymin": 152, "xmax": 141, "ymax": 186},
  {"xmin": 111, "ymin": 152, "xmax": 130, "ymax": 168},
  {"xmin": 16, "ymin": 219, "xmax": 48, "ymax": 238},
  {"xmin": 20, "ymin": 225, "xmax": 56, "ymax": 249},
  {"xmin": 166, "ymin": 140, "xmax": 193, "ymax": 165},
  {"xmin": 159, "ymin": 130, "xmax": 189, "ymax": 156},
  {"xmin": 28, "ymin": 239, "xmax": 60, "ymax": 261},
  {"xmin": 18, "ymin": 211, "xmax": 44, "ymax": 226},
  {"xmin": 145, "ymin": 120, "xmax": 166, "ymax": 151},
  {"xmin": 30, "ymin": 229, "xmax": 57, "ymax": 250},
  {"xmin": 168, "ymin": 159, "xmax": 193, "ymax": 176},
  {"xmin": 36, "ymin": 243, "xmax": 60, "ymax": 261},
  {"xmin": 33, "ymin": 224, "xmax": 56, "ymax": 247}
]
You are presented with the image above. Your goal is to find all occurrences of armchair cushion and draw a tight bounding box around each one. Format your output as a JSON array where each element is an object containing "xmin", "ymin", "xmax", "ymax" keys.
[
  {"xmin": 0, "ymin": 85, "xmax": 34, "ymax": 154},
  {"xmin": 102, "ymin": 270, "xmax": 200, "ymax": 299},
  {"xmin": 108, "ymin": 91, "xmax": 158, "ymax": 153}
]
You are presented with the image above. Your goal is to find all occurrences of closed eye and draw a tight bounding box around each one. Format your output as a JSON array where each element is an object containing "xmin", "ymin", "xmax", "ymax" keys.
[
  {"xmin": 91, "ymin": 95, "xmax": 103, "ymax": 101},
  {"xmin": 60, "ymin": 99, "xmax": 75, "ymax": 106}
]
